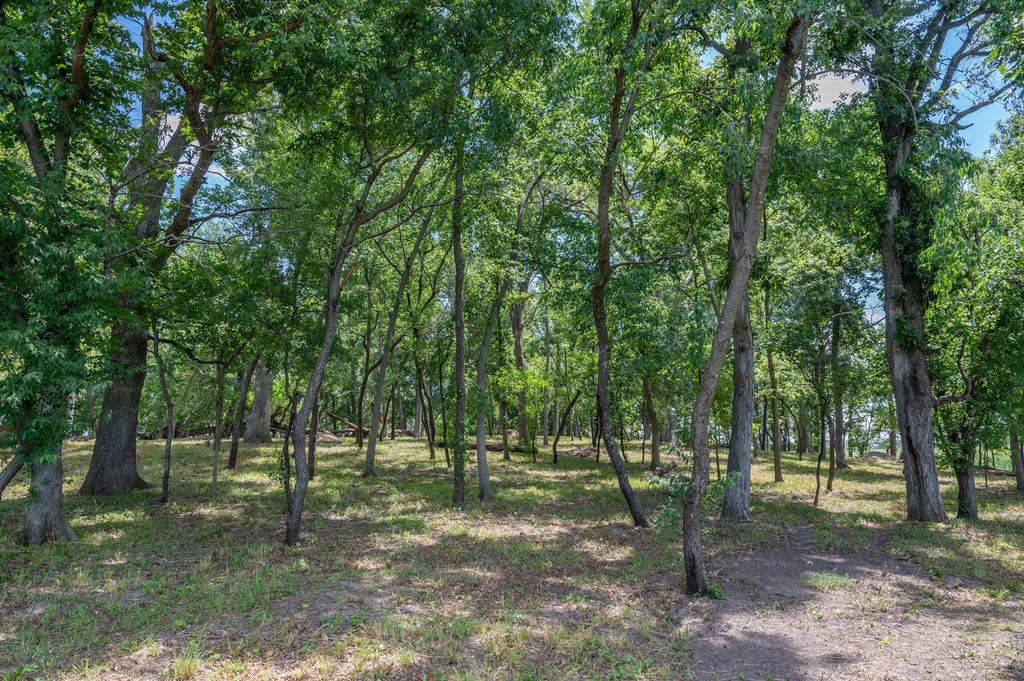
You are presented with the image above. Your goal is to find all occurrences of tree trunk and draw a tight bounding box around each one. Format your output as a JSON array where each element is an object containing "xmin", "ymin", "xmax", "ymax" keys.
[
  {"xmin": 684, "ymin": 15, "xmax": 808, "ymax": 595},
  {"xmin": 511, "ymin": 278, "xmax": 529, "ymax": 451},
  {"xmin": 476, "ymin": 280, "xmax": 514, "ymax": 501},
  {"xmin": 245, "ymin": 358, "xmax": 273, "ymax": 444},
  {"xmin": 722, "ymin": 176, "xmax": 755, "ymax": 520},
  {"xmin": 552, "ymin": 389, "xmax": 582, "ymax": 465},
  {"xmin": 308, "ymin": 391, "xmax": 320, "ymax": 480},
  {"xmin": 81, "ymin": 323, "xmax": 150, "ymax": 495},
  {"xmin": 952, "ymin": 437, "xmax": 978, "ymax": 520},
  {"xmin": 796, "ymin": 400, "xmax": 809, "ymax": 457},
  {"xmin": 594, "ymin": 158, "xmax": 649, "ymax": 527},
  {"xmin": 1010, "ymin": 431, "xmax": 1024, "ymax": 492},
  {"xmin": 25, "ymin": 454, "xmax": 76, "ymax": 544},
  {"xmin": 767, "ymin": 348, "xmax": 784, "ymax": 482},
  {"xmin": 212, "ymin": 363, "xmax": 225, "ymax": 498},
  {"xmin": 869, "ymin": 47, "xmax": 948, "ymax": 522},
  {"xmin": 414, "ymin": 381, "xmax": 423, "ymax": 437},
  {"xmin": 542, "ymin": 304, "xmax": 551, "ymax": 446},
  {"xmin": 643, "ymin": 378, "xmax": 661, "ymax": 470},
  {"xmin": 452, "ymin": 140, "xmax": 468, "ymax": 508},
  {"xmin": 831, "ymin": 270, "xmax": 848, "ymax": 470},
  {"xmin": 152, "ymin": 335, "xmax": 175, "ymax": 504},
  {"xmin": 0, "ymin": 445, "xmax": 26, "ymax": 501},
  {"xmin": 228, "ymin": 356, "xmax": 259, "ymax": 469}
]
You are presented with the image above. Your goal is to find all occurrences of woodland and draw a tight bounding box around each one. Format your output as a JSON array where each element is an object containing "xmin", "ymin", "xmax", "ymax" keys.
[{"xmin": 2, "ymin": 0, "xmax": 1024, "ymax": 679}]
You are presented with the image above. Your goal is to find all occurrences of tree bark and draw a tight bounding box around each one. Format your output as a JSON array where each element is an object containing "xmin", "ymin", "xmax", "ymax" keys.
[
  {"xmin": 0, "ymin": 446, "xmax": 26, "ymax": 501},
  {"xmin": 952, "ymin": 436, "xmax": 978, "ymax": 520},
  {"xmin": 643, "ymin": 378, "xmax": 661, "ymax": 470},
  {"xmin": 245, "ymin": 358, "xmax": 273, "ymax": 444},
  {"xmin": 228, "ymin": 356, "xmax": 259, "ymax": 469},
  {"xmin": 684, "ymin": 15, "xmax": 809, "ymax": 595},
  {"xmin": 452, "ymin": 140, "xmax": 468, "ymax": 508},
  {"xmin": 767, "ymin": 347, "xmax": 784, "ymax": 482},
  {"xmin": 722, "ymin": 176, "xmax": 755, "ymax": 521},
  {"xmin": 796, "ymin": 400, "xmax": 809, "ymax": 457},
  {"xmin": 25, "ymin": 454, "xmax": 76, "ymax": 544},
  {"xmin": 81, "ymin": 323, "xmax": 150, "ymax": 495}
]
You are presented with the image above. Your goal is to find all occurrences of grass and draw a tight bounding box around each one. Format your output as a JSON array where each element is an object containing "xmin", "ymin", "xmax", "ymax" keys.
[{"xmin": 0, "ymin": 438, "xmax": 1022, "ymax": 679}]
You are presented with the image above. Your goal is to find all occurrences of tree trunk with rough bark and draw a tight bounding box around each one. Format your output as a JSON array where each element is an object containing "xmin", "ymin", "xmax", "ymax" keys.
[
  {"xmin": 245, "ymin": 358, "xmax": 273, "ymax": 444},
  {"xmin": 643, "ymin": 378, "xmax": 661, "ymax": 470},
  {"xmin": 952, "ymin": 436, "xmax": 978, "ymax": 520},
  {"xmin": 722, "ymin": 176, "xmax": 755, "ymax": 521},
  {"xmin": 81, "ymin": 323, "xmax": 150, "ymax": 495}
]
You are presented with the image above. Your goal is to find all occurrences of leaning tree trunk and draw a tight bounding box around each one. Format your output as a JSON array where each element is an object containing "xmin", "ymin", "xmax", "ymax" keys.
[
  {"xmin": 81, "ymin": 323, "xmax": 150, "ymax": 495},
  {"xmin": 684, "ymin": 15, "xmax": 809, "ymax": 595},
  {"xmin": 594, "ymin": 138, "xmax": 649, "ymax": 528},
  {"xmin": 228, "ymin": 356, "xmax": 259, "ymax": 469},
  {"xmin": 245, "ymin": 358, "xmax": 273, "ymax": 444},
  {"xmin": 1011, "ymin": 431, "xmax": 1024, "ymax": 492},
  {"xmin": 0, "ymin": 445, "xmax": 26, "ymax": 501}
]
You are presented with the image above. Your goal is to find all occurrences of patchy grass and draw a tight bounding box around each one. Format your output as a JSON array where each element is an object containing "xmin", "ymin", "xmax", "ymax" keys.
[{"xmin": 0, "ymin": 440, "xmax": 1021, "ymax": 680}]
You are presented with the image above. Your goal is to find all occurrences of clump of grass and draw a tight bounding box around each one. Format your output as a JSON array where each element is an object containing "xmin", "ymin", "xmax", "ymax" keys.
[
  {"xmin": 171, "ymin": 644, "xmax": 202, "ymax": 680},
  {"xmin": 806, "ymin": 569, "xmax": 855, "ymax": 591}
]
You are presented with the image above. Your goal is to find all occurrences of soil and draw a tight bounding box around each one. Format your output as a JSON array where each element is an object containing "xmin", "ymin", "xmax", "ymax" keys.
[{"xmin": 677, "ymin": 531, "xmax": 1024, "ymax": 681}]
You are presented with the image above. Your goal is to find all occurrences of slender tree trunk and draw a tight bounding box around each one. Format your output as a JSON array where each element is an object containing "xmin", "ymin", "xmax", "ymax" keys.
[
  {"xmin": 684, "ymin": 15, "xmax": 809, "ymax": 595},
  {"xmin": 511, "ymin": 279, "xmax": 530, "ymax": 451},
  {"xmin": 475, "ymin": 279, "xmax": 513, "ymax": 501},
  {"xmin": 228, "ymin": 356, "xmax": 259, "ymax": 469},
  {"xmin": 0, "ymin": 452, "xmax": 25, "ymax": 501},
  {"xmin": 414, "ymin": 380, "xmax": 423, "ymax": 437},
  {"xmin": 212, "ymin": 363, "xmax": 225, "ymax": 498},
  {"xmin": 831, "ymin": 270, "xmax": 848, "ymax": 470},
  {"xmin": 552, "ymin": 389, "xmax": 582, "ymax": 466},
  {"xmin": 309, "ymin": 391, "xmax": 320, "ymax": 480},
  {"xmin": 452, "ymin": 140, "xmax": 468, "ymax": 508},
  {"xmin": 81, "ymin": 323, "xmax": 150, "ymax": 494},
  {"xmin": 542, "ymin": 304, "xmax": 551, "ymax": 446},
  {"xmin": 767, "ymin": 354, "xmax": 783, "ymax": 481},
  {"xmin": 643, "ymin": 378, "xmax": 661, "ymax": 470},
  {"xmin": 797, "ymin": 400, "xmax": 809, "ymax": 458},
  {"xmin": 245, "ymin": 358, "xmax": 273, "ymax": 444},
  {"xmin": 152, "ymin": 335, "xmax": 175, "ymax": 504},
  {"xmin": 500, "ymin": 400, "xmax": 510, "ymax": 461}
]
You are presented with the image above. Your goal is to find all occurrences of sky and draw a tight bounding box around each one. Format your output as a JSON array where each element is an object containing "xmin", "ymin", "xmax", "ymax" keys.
[{"xmin": 812, "ymin": 74, "xmax": 1011, "ymax": 157}]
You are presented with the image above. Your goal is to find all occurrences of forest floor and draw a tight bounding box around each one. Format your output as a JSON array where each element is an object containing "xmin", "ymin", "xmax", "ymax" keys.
[{"xmin": 1, "ymin": 437, "xmax": 1023, "ymax": 681}]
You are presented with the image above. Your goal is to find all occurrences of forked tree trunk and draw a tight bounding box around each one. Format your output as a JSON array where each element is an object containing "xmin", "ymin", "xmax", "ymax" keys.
[
  {"xmin": 81, "ymin": 323, "xmax": 150, "ymax": 495},
  {"xmin": 684, "ymin": 15, "xmax": 809, "ymax": 595}
]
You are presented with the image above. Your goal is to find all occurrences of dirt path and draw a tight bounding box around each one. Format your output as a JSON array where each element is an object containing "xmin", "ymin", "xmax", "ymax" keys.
[{"xmin": 677, "ymin": 539, "xmax": 1024, "ymax": 681}]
